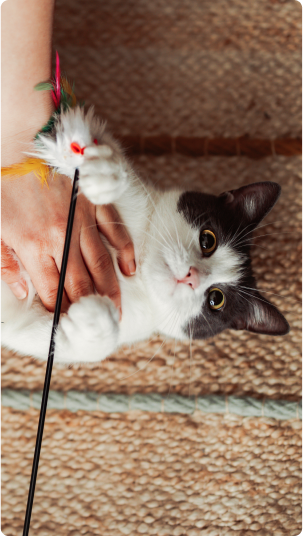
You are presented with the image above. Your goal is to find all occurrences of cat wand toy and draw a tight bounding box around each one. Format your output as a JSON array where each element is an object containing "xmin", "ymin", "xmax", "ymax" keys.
[
  {"xmin": 22, "ymin": 168, "xmax": 79, "ymax": 536},
  {"xmin": 2, "ymin": 53, "xmax": 83, "ymax": 536},
  {"xmin": 2, "ymin": 53, "xmax": 102, "ymax": 534}
]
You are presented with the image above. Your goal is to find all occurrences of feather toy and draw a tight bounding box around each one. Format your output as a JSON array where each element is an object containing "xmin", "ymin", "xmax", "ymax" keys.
[
  {"xmin": 1, "ymin": 52, "xmax": 77, "ymax": 186},
  {"xmin": 34, "ymin": 51, "xmax": 78, "ymax": 137},
  {"xmin": 35, "ymin": 51, "xmax": 77, "ymax": 111}
]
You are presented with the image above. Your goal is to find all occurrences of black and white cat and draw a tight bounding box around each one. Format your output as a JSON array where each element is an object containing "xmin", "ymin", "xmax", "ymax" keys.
[{"xmin": 1, "ymin": 107, "xmax": 289, "ymax": 363}]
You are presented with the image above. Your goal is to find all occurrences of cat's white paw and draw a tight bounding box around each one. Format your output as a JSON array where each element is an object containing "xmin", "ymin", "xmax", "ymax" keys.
[
  {"xmin": 56, "ymin": 295, "xmax": 119, "ymax": 363},
  {"xmin": 79, "ymin": 145, "xmax": 127, "ymax": 205}
]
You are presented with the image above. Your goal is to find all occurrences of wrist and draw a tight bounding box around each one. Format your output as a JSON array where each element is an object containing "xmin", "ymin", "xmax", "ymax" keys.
[{"xmin": 1, "ymin": 94, "xmax": 54, "ymax": 167}]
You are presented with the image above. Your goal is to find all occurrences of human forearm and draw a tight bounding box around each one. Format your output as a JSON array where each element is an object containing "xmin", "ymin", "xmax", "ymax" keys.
[{"xmin": 1, "ymin": 0, "xmax": 55, "ymax": 165}]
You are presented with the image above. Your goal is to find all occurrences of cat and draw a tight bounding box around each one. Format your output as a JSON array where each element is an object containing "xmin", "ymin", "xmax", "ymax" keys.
[{"xmin": 1, "ymin": 106, "xmax": 289, "ymax": 364}]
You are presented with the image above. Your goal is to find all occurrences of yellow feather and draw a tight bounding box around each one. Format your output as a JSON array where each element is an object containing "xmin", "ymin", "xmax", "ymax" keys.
[{"xmin": 1, "ymin": 158, "xmax": 51, "ymax": 187}]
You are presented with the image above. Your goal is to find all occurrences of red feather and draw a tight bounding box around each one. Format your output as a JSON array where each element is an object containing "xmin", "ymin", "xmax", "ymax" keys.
[
  {"xmin": 51, "ymin": 52, "xmax": 61, "ymax": 108},
  {"xmin": 55, "ymin": 51, "xmax": 61, "ymax": 106}
]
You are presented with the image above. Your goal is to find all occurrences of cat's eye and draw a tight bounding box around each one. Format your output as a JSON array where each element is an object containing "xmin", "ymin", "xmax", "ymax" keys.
[
  {"xmin": 199, "ymin": 230, "xmax": 217, "ymax": 254},
  {"xmin": 208, "ymin": 288, "xmax": 225, "ymax": 310}
]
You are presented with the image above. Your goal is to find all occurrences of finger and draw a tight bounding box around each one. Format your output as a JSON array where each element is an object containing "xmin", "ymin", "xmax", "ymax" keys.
[
  {"xmin": 96, "ymin": 204, "xmax": 136, "ymax": 276},
  {"xmin": 80, "ymin": 223, "xmax": 121, "ymax": 311},
  {"xmin": 55, "ymin": 244, "xmax": 94, "ymax": 304},
  {"xmin": 25, "ymin": 255, "xmax": 70, "ymax": 313},
  {"xmin": 1, "ymin": 240, "xmax": 28, "ymax": 299}
]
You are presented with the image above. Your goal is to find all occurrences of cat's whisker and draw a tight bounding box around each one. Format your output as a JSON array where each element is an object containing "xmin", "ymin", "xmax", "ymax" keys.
[
  {"xmin": 133, "ymin": 175, "xmax": 177, "ymax": 247},
  {"xmin": 236, "ymin": 242, "xmax": 269, "ymax": 250},
  {"xmin": 233, "ymin": 221, "xmax": 282, "ymax": 245},
  {"xmin": 185, "ymin": 211, "xmax": 209, "ymax": 244},
  {"xmin": 126, "ymin": 175, "xmax": 176, "ymax": 250},
  {"xmin": 231, "ymin": 229, "xmax": 255, "ymax": 248},
  {"xmin": 237, "ymin": 289, "xmax": 256, "ymax": 308},
  {"xmin": 120, "ymin": 338, "xmax": 167, "ymax": 380},
  {"xmin": 250, "ymin": 245, "xmax": 270, "ymax": 250},
  {"xmin": 233, "ymin": 222, "xmax": 299, "ymax": 247},
  {"xmin": 141, "ymin": 213, "xmax": 176, "ymax": 254},
  {"xmin": 240, "ymin": 285, "xmax": 301, "ymax": 302},
  {"xmin": 187, "ymin": 216, "xmax": 211, "ymax": 250},
  {"xmin": 234, "ymin": 217, "xmax": 283, "ymax": 243},
  {"xmin": 187, "ymin": 236, "xmax": 195, "ymax": 251},
  {"xmin": 200, "ymin": 309, "xmax": 215, "ymax": 337},
  {"xmin": 233, "ymin": 229, "xmax": 300, "ymax": 249},
  {"xmin": 255, "ymin": 219, "xmax": 291, "ymax": 232},
  {"xmin": 238, "ymin": 288, "xmax": 290, "ymax": 312},
  {"xmin": 238, "ymin": 287, "xmax": 295, "ymax": 317},
  {"xmin": 188, "ymin": 320, "xmax": 193, "ymax": 398},
  {"xmin": 141, "ymin": 229, "xmax": 175, "ymax": 256},
  {"xmin": 227, "ymin": 222, "xmax": 243, "ymax": 248},
  {"xmin": 187, "ymin": 231, "xmax": 199, "ymax": 250},
  {"xmin": 121, "ymin": 308, "xmax": 180, "ymax": 381},
  {"xmin": 161, "ymin": 308, "xmax": 180, "ymax": 335},
  {"xmin": 171, "ymin": 216, "xmax": 182, "ymax": 250},
  {"xmin": 230, "ymin": 221, "xmax": 256, "ymax": 246},
  {"xmin": 135, "ymin": 306, "xmax": 180, "ymax": 344},
  {"xmin": 81, "ymin": 220, "xmax": 174, "ymax": 256},
  {"xmin": 125, "ymin": 200, "xmax": 176, "ymax": 255},
  {"xmin": 183, "ymin": 210, "xmax": 206, "ymax": 247},
  {"xmin": 237, "ymin": 230, "xmax": 300, "ymax": 245},
  {"xmin": 165, "ymin": 337, "xmax": 177, "ymax": 399}
]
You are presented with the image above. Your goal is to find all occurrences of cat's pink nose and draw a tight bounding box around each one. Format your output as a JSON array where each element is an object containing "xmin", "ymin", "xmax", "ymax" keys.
[{"xmin": 177, "ymin": 267, "xmax": 200, "ymax": 290}]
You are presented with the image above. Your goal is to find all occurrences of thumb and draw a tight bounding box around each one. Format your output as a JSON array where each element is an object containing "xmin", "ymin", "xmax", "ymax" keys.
[{"xmin": 1, "ymin": 240, "xmax": 28, "ymax": 299}]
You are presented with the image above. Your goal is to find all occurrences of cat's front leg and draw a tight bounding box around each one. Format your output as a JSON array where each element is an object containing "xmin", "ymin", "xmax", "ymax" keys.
[
  {"xmin": 55, "ymin": 294, "xmax": 119, "ymax": 363},
  {"xmin": 79, "ymin": 143, "xmax": 128, "ymax": 205}
]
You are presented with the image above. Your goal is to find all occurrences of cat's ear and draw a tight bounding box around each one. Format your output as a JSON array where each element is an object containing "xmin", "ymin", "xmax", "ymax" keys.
[
  {"xmin": 232, "ymin": 292, "xmax": 289, "ymax": 336},
  {"xmin": 221, "ymin": 181, "xmax": 281, "ymax": 228}
]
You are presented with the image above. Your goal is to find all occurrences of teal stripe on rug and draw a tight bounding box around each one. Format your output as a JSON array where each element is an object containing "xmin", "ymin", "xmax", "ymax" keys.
[{"xmin": 1, "ymin": 389, "xmax": 301, "ymax": 420}]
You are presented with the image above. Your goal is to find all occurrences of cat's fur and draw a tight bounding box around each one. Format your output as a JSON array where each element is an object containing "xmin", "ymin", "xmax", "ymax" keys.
[{"xmin": 1, "ymin": 107, "xmax": 289, "ymax": 363}]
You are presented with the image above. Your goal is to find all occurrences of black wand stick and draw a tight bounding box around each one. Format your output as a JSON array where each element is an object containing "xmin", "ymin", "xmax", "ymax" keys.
[{"xmin": 23, "ymin": 168, "xmax": 80, "ymax": 536}]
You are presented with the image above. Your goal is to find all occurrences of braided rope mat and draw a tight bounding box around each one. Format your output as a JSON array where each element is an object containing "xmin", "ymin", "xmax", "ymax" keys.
[
  {"xmin": 2, "ymin": 0, "xmax": 301, "ymax": 533},
  {"xmin": 53, "ymin": 0, "xmax": 301, "ymax": 139},
  {"xmin": 2, "ymin": 408, "xmax": 301, "ymax": 535}
]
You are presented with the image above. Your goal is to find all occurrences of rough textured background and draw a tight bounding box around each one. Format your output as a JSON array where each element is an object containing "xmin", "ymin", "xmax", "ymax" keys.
[
  {"xmin": 2, "ymin": 408, "xmax": 302, "ymax": 536},
  {"xmin": 53, "ymin": 0, "xmax": 302, "ymax": 138},
  {"xmin": 2, "ymin": 0, "xmax": 302, "ymax": 534}
]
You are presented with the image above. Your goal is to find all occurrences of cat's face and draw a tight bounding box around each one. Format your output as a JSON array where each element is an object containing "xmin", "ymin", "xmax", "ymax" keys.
[{"xmin": 142, "ymin": 182, "xmax": 289, "ymax": 340}]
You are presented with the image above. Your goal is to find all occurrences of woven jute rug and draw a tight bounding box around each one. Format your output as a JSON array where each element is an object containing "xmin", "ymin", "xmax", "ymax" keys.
[{"xmin": 2, "ymin": 0, "xmax": 301, "ymax": 534}]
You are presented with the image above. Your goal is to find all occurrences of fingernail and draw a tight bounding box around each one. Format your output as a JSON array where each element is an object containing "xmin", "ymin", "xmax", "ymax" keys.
[
  {"xmin": 128, "ymin": 260, "xmax": 136, "ymax": 275},
  {"xmin": 10, "ymin": 282, "xmax": 28, "ymax": 300}
]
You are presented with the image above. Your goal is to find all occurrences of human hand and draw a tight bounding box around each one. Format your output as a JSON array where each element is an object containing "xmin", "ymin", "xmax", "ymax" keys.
[
  {"xmin": 2, "ymin": 0, "xmax": 136, "ymax": 315},
  {"xmin": 1, "ymin": 239, "xmax": 28, "ymax": 299},
  {"xmin": 1, "ymin": 172, "xmax": 135, "ymax": 314}
]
